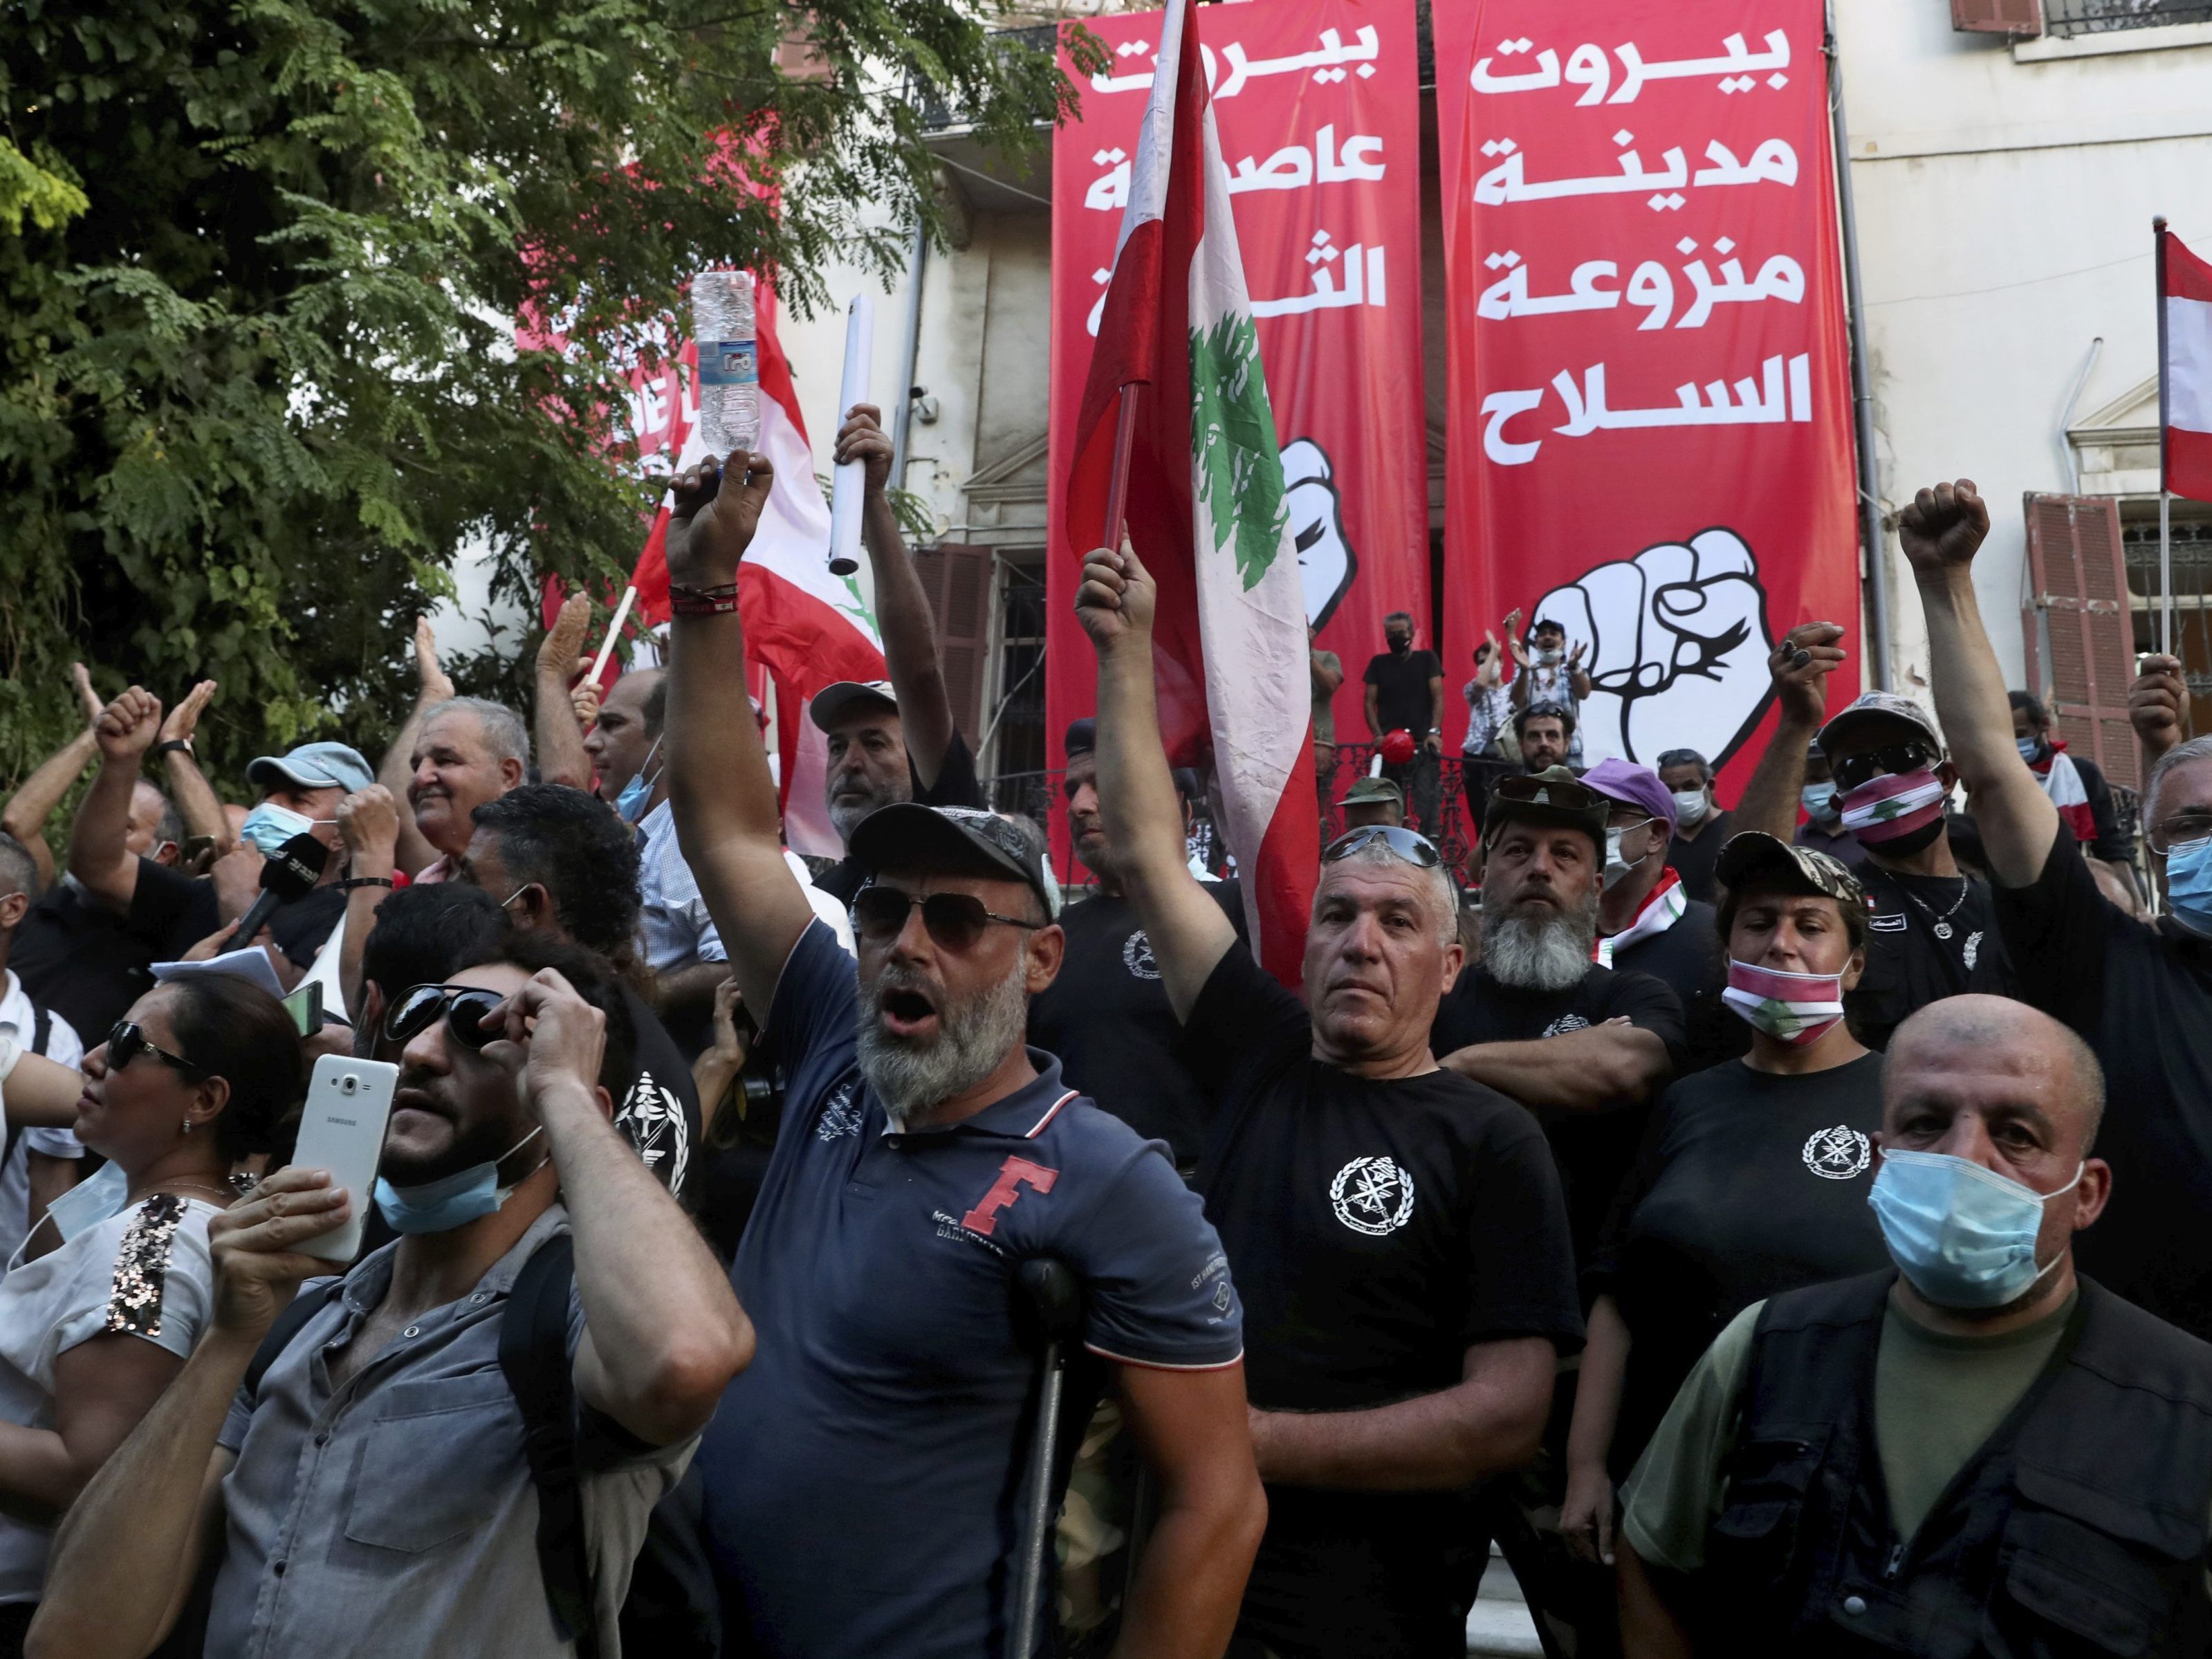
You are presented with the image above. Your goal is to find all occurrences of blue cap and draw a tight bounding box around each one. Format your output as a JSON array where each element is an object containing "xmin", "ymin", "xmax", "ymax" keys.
[{"xmin": 246, "ymin": 741, "xmax": 375, "ymax": 796}]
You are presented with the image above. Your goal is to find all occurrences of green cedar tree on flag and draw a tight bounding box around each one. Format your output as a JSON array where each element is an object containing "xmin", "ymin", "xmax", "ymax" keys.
[{"xmin": 1063, "ymin": 0, "xmax": 1318, "ymax": 986}]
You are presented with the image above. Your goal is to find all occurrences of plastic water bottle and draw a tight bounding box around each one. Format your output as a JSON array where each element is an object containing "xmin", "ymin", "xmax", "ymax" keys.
[{"xmin": 693, "ymin": 271, "xmax": 759, "ymax": 459}]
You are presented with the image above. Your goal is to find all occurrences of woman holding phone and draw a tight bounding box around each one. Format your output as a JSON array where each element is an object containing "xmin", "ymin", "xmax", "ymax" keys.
[{"xmin": 0, "ymin": 972, "xmax": 303, "ymax": 1653}]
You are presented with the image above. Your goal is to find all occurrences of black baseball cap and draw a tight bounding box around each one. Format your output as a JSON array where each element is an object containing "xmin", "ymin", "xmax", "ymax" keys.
[
  {"xmin": 847, "ymin": 804, "xmax": 1062, "ymax": 920},
  {"xmin": 810, "ymin": 680, "xmax": 899, "ymax": 732}
]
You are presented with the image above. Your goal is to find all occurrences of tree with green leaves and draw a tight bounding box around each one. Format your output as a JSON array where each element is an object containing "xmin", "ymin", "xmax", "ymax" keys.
[{"xmin": 1, "ymin": 0, "xmax": 1092, "ymax": 819}]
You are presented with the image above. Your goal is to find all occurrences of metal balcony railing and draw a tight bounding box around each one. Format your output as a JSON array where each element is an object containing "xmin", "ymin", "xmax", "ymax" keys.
[
  {"xmin": 2043, "ymin": 0, "xmax": 2212, "ymax": 37},
  {"xmin": 910, "ymin": 23, "xmax": 1062, "ymax": 132}
]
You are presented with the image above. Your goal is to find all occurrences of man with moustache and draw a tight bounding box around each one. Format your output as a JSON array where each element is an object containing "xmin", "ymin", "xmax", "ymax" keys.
[
  {"xmin": 660, "ymin": 446, "xmax": 1265, "ymax": 1659},
  {"xmin": 1078, "ymin": 540, "xmax": 1582, "ymax": 1659}
]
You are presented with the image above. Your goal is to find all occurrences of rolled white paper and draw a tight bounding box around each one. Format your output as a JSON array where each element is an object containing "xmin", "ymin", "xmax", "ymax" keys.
[
  {"xmin": 827, "ymin": 293, "xmax": 874, "ymax": 578},
  {"xmin": 589, "ymin": 585, "xmax": 638, "ymax": 684}
]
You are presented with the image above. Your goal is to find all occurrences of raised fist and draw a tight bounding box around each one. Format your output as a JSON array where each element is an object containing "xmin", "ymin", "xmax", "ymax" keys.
[
  {"xmin": 95, "ymin": 688, "xmax": 164, "ymax": 764},
  {"xmin": 667, "ymin": 450, "xmax": 775, "ymax": 591},
  {"xmin": 833, "ymin": 404, "xmax": 894, "ymax": 498},
  {"xmin": 1897, "ymin": 479, "xmax": 1988, "ymax": 577},
  {"xmin": 1530, "ymin": 528, "xmax": 1776, "ymax": 767},
  {"xmin": 1280, "ymin": 438, "xmax": 1357, "ymax": 630},
  {"xmin": 2130, "ymin": 652, "xmax": 2191, "ymax": 761},
  {"xmin": 1075, "ymin": 542, "xmax": 1157, "ymax": 652}
]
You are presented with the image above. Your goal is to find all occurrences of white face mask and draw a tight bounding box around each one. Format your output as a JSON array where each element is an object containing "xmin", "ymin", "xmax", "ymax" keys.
[{"xmin": 1672, "ymin": 789, "xmax": 1710, "ymax": 827}]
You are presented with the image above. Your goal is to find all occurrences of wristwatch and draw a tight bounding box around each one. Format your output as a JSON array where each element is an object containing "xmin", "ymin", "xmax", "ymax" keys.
[{"xmin": 153, "ymin": 738, "xmax": 194, "ymax": 758}]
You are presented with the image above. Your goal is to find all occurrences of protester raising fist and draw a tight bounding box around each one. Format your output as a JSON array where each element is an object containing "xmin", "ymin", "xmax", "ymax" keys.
[
  {"xmin": 1897, "ymin": 478, "xmax": 1990, "ymax": 574},
  {"xmin": 1073, "ymin": 541, "xmax": 1158, "ymax": 650},
  {"xmin": 667, "ymin": 449, "xmax": 775, "ymax": 592},
  {"xmin": 93, "ymin": 688, "xmax": 163, "ymax": 763}
]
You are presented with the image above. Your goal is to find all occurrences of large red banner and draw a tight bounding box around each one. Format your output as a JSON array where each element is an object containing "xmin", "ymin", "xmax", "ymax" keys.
[
  {"xmin": 1434, "ymin": 0, "xmax": 1859, "ymax": 782},
  {"xmin": 1046, "ymin": 0, "xmax": 1427, "ymax": 800}
]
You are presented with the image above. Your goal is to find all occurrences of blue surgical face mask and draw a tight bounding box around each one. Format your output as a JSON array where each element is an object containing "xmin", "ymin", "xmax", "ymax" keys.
[
  {"xmin": 2016, "ymin": 736, "xmax": 2043, "ymax": 763},
  {"xmin": 2167, "ymin": 837, "xmax": 2212, "ymax": 937},
  {"xmin": 612, "ymin": 736, "xmax": 664, "ymax": 827},
  {"xmin": 1801, "ymin": 782, "xmax": 1838, "ymax": 823},
  {"xmin": 239, "ymin": 801, "xmax": 331, "ymax": 859},
  {"xmin": 373, "ymin": 1126, "xmax": 546, "ymax": 1235},
  {"xmin": 1868, "ymin": 1148, "xmax": 2083, "ymax": 1309}
]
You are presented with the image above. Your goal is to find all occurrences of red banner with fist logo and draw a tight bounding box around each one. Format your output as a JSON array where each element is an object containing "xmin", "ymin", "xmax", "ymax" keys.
[
  {"xmin": 1045, "ymin": 0, "xmax": 1429, "ymax": 791},
  {"xmin": 1433, "ymin": 0, "xmax": 1859, "ymax": 782}
]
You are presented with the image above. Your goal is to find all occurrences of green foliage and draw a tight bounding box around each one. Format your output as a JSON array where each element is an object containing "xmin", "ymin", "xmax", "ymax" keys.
[{"xmin": 0, "ymin": 0, "xmax": 1093, "ymax": 811}]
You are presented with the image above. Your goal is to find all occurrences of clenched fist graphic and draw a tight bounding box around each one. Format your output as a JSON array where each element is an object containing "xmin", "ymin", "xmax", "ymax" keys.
[{"xmin": 1529, "ymin": 528, "xmax": 1775, "ymax": 767}]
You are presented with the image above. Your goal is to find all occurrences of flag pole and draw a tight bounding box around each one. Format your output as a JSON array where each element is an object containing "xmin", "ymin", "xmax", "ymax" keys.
[
  {"xmin": 1100, "ymin": 383, "xmax": 1141, "ymax": 549},
  {"xmin": 2156, "ymin": 217, "xmax": 2173, "ymax": 659}
]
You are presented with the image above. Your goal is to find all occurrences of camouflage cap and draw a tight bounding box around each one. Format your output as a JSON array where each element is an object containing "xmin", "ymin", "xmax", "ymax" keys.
[
  {"xmin": 1482, "ymin": 765, "xmax": 1610, "ymax": 850},
  {"xmin": 1715, "ymin": 831, "xmax": 1866, "ymax": 910},
  {"xmin": 1336, "ymin": 776, "xmax": 1404, "ymax": 807},
  {"xmin": 1817, "ymin": 690, "xmax": 1943, "ymax": 758}
]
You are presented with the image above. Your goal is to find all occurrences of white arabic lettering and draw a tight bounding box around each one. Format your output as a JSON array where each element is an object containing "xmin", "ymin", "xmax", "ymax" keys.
[
  {"xmin": 1477, "ymin": 239, "xmax": 1805, "ymax": 331},
  {"xmin": 1093, "ymin": 26, "xmax": 1379, "ymax": 98},
  {"xmin": 1251, "ymin": 232, "xmax": 1388, "ymax": 318},
  {"xmin": 1482, "ymin": 353, "xmax": 1814, "ymax": 466},
  {"xmin": 1474, "ymin": 134, "xmax": 1796, "ymax": 212},
  {"xmin": 1471, "ymin": 30, "xmax": 1790, "ymax": 104},
  {"xmin": 1223, "ymin": 125, "xmax": 1386, "ymax": 196}
]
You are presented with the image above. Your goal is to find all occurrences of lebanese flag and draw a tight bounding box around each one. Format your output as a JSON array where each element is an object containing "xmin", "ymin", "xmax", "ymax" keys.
[
  {"xmin": 2164, "ymin": 225, "xmax": 2212, "ymax": 504},
  {"xmin": 631, "ymin": 304, "xmax": 887, "ymax": 855},
  {"xmin": 1063, "ymin": 0, "xmax": 1318, "ymax": 988},
  {"xmin": 2030, "ymin": 745, "xmax": 2098, "ymax": 844}
]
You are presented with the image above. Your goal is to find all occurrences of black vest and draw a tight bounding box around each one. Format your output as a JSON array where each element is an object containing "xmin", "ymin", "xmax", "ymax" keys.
[{"xmin": 1701, "ymin": 1271, "xmax": 2212, "ymax": 1659}]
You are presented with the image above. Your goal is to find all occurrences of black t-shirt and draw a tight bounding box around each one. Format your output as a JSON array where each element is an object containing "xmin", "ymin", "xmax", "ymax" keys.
[
  {"xmin": 1612, "ymin": 897, "xmax": 1741, "ymax": 1074},
  {"xmin": 814, "ymin": 730, "xmax": 986, "ymax": 908},
  {"xmin": 1849, "ymin": 861, "xmax": 2015, "ymax": 1051},
  {"xmin": 1994, "ymin": 833, "xmax": 2212, "ymax": 1339},
  {"xmin": 1361, "ymin": 648, "xmax": 1444, "ymax": 736},
  {"xmin": 125, "ymin": 856, "xmax": 347, "ymax": 968},
  {"xmin": 1666, "ymin": 809, "xmax": 1735, "ymax": 904},
  {"xmin": 1430, "ymin": 963, "xmax": 1686, "ymax": 1272},
  {"xmin": 1587, "ymin": 1051, "xmax": 1890, "ymax": 1472},
  {"xmin": 614, "ymin": 982, "xmax": 703, "ymax": 1199},
  {"xmin": 11, "ymin": 881, "xmax": 160, "ymax": 1040},
  {"xmin": 1182, "ymin": 943, "xmax": 1582, "ymax": 1659},
  {"xmin": 1026, "ymin": 881, "xmax": 1244, "ymax": 1167}
]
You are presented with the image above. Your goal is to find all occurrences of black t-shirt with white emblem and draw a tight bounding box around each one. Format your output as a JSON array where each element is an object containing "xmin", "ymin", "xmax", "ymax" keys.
[
  {"xmin": 614, "ymin": 983, "xmax": 701, "ymax": 1198},
  {"xmin": 1612, "ymin": 897, "xmax": 1740, "ymax": 1073},
  {"xmin": 1994, "ymin": 832, "xmax": 2212, "ymax": 1340},
  {"xmin": 1182, "ymin": 943, "xmax": 1582, "ymax": 1659},
  {"xmin": 1849, "ymin": 861, "xmax": 2015, "ymax": 1050},
  {"xmin": 1585, "ymin": 1051, "xmax": 1890, "ymax": 1472},
  {"xmin": 1430, "ymin": 963, "xmax": 1686, "ymax": 1272},
  {"xmin": 1026, "ymin": 883, "xmax": 1243, "ymax": 1167}
]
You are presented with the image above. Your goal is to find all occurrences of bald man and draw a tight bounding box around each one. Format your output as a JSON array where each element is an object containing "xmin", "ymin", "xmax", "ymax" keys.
[{"xmin": 1613, "ymin": 996, "xmax": 2212, "ymax": 1658}]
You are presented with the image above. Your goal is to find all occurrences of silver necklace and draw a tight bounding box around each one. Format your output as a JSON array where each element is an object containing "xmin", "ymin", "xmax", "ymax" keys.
[{"xmin": 1898, "ymin": 877, "xmax": 1969, "ymax": 940}]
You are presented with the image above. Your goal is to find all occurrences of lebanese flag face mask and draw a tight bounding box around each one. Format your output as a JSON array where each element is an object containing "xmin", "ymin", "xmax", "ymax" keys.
[
  {"xmin": 1839, "ymin": 767, "xmax": 1946, "ymax": 845},
  {"xmin": 1722, "ymin": 960, "xmax": 1847, "ymax": 1045}
]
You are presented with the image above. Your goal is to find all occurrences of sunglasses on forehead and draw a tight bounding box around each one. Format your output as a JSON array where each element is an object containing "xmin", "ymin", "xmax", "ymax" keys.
[
  {"xmin": 850, "ymin": 883, "xmax": 1044, "ymax": 953},
  {"xmin": 383, "ymin": 984, "xmax": 507, "ymax": 1052},
  {"xmin": 1487, "ymin": 772, "xmax": 1605, "ymax": 814},
  {"xmin": 1322, "ymin": 825, "xmax": 1442, "ymax": 868},
  {"xmin": 104, "ymin": 1021, "xmax": 210, "ymax": 1079}
]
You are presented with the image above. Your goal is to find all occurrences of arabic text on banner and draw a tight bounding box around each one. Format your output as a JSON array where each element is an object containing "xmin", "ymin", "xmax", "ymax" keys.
[
  {"xmin": 1046, "ymin": 0, "xmax": 1428, "ymax": 804},
  {"xmin": 1433, "ymin": 0, "xmax": 1859, "ymax": 782}
]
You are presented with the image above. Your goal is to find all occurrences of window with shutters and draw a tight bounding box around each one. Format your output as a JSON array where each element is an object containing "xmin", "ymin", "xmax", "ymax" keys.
[
  {"xmin": 2041, "ymin": 0, "xmax": 2212, "ymax": 39},
  {"xmin": 2021, "ymin": 493, "xmax": 2141, "ymax": 788},
  {"xmin": 1951, "ymin": 0, "xmax": 2044, "ymax": 36},
  {"xmin": 912, "ymin": 542, "xmax": 995, "ymax": 747},
  {"xmin": 984, "ymin": 552, "xmax": 1051, "ymax": 817}
]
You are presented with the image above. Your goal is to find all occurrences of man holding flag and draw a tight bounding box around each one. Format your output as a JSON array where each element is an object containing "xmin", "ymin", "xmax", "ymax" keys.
[{"xmin": 1062, "ymin": 0, "xmax": 1316, "ymax": 986}]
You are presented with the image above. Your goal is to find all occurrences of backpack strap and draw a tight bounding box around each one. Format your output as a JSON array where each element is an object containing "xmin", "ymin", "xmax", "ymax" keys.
[
  {"xmin": 499, "ymin": 1233, "xmax": 598, "ymax": 1659},
  {"xmin": 244, "ymin": 1278, "xmax": 345, "ymax": 1400}
]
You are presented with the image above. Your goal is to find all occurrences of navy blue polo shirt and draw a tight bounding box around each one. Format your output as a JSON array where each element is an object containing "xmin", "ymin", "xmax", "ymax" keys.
[{"xmin": 697, "ymin": 922, "xmax": 1244, "ymax": 1659}]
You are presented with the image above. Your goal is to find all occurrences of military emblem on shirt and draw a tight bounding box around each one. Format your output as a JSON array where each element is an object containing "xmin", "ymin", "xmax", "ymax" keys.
[
  {"xmin": 617, "ymin": 1070, "xmax": 692, "ymax": 1195},
  {"xmin": 1542, "ymin": 1014, "xmax": 1592, "ymax": 1038},
  {"xmin": 1122, "ymin": 931, "xmax": 1162, "ymax": 981},
  {"xmin": 1802, "ymin": 1124, "xmax": 1871, "ymax": 1181},
  {"xmin": 1962, "ymin": 931, "xmax": 1982, "ymax": 971},
  {"xmin": 1329, "ymin": 1156, "xmax": 1417, "ymax": 1236},
  {"xmin": 816, "ymin": 1078, "xmax": 863, "ymax": 1142}
]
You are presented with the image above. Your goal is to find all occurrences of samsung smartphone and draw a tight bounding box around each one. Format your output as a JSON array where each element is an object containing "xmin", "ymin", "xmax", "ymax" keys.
[{"xmin": 291, "ymin": 1054, "xmax": 398, "ymax": 1262}]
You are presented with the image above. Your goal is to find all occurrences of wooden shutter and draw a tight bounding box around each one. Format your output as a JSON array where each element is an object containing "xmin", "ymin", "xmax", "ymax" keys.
[
  {"xmin": 2022, "ymin": 492, "xmax": 2139, "ymax": 789},
  {"xmin": 1951, "ymin": 0, "xmax": 2043, "ymax": 34},
  {"xmin": 912, "ymin": 543, "xmax": 995, "ymax": 744}
]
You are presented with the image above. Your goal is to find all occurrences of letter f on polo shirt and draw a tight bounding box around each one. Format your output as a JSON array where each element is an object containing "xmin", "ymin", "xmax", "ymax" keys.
[{"xmin": 961, "ymin": 1155, "xmax": 1059, "ymax": 1236}]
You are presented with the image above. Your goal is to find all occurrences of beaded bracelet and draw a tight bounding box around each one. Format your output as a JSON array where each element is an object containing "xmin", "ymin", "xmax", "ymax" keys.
[{"xmin": 670, "ymin": 583, "xmax": 741, "ymax": 616}]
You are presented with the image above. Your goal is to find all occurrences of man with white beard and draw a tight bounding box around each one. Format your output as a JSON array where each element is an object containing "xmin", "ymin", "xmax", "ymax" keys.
[
  {"xmin": 658, "ymin": 446, "xmax": 1265, "ymax": 1659},
  {"xmin": 1428, "ymin": 766, "xmax": 1684, "ymax": 1659}
]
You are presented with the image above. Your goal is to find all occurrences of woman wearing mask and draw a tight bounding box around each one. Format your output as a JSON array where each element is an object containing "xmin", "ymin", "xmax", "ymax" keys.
[
  {"xmin": 1560, "ymin": 834, "xmax": 1890, "ymax": 1570},
  {"xmin": 0, "ymin": 973, "xmax": 302, "ymax": 1653}
]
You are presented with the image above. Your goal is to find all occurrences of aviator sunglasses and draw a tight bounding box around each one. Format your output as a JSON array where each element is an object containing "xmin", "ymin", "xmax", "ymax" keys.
[
  {"xmin": 384, "ymin": 984, "xmax": 508, "ymax": 1052},
  {"xmin": 850, "ymin": 883, "xmax": 1044, "ymax": 953},
  {"xmin": 1322, "ymin": 825, "xmax": 1443, "ymax": 868}
]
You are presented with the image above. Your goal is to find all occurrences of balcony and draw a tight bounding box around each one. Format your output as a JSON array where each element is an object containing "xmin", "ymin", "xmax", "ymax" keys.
[{"xmin": 2043, "ymin": 0, "xmax": 2212, "ymax": 37}]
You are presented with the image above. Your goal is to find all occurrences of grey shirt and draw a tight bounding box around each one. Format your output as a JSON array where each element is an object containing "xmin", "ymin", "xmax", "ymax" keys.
[{"xmin": 211, "ymin": 1206, "xmax": 694, "ymax": 1658}]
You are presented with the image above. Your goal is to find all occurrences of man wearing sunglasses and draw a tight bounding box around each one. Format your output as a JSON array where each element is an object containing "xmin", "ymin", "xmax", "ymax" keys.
[
  {"xmin": 31, "ymin": 937, "xmax": 753, "ymax": 1658},
  {"xmin": 1078, "ymin": 540, "xmax": 1582, "ymax": 1659},
  {"xmin": 1900, "ymin": 478, "xmax": 2212, "ymax": 1346},
  {"xmin": 660, "ymin": 448, "xmax": 1265, "ymax": 1659}
]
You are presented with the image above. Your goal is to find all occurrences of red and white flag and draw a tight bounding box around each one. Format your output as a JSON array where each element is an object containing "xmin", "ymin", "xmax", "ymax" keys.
[
  {"xmin": 1064, "ymin": 0, "xmax": 1319, "ymax": 987},
  {"xmin": 2163, "ymin": 223, "xmax": 2212, "ymax": 505}
]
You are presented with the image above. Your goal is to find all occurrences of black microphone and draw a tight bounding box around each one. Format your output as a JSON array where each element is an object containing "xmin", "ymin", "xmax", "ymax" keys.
[{"xmin": 220, "ymin": 830, "xmax": 331, "ymax": 953}]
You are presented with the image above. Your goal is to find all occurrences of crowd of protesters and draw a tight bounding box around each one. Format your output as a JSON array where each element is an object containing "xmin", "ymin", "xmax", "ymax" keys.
[{"xmin": 0, "ymin": 443, "xmax": 2208, "ymax": 1659}]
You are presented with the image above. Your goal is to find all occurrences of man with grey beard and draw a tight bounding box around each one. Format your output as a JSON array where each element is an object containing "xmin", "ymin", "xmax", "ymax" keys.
[
  {"xmin": 658, "ymin": 445, "xmax": 1265, "ymax": 1659},
  {"xmin": 1427, "ymin": 766, "xmax": 1684, "ymax": 1659}
]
